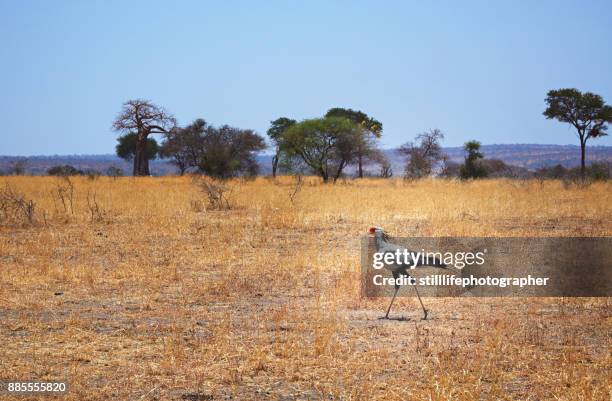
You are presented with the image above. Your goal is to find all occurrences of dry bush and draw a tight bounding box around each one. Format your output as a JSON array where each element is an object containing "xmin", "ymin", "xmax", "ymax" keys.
[
  {"xmin": 190, "ymin": 199, "xmax": 205, "ymax": 213},
  {"xmin": 86, "ymin": 191, "xmax": 106, "ymax": 222},
  {"xmin": 288, "ymin": 174, "xmax": 303, "ymax": 205},
  {"xmin": 0, "ymin": 184, "xmax": 36, "ymax": 226},
  {"xmin": 193, "ymin": 177, "xmax": 236, "ymax": 210},
  {"xmin": 51, "ymin": 176, "xmax": 75, "ymax": 216}
]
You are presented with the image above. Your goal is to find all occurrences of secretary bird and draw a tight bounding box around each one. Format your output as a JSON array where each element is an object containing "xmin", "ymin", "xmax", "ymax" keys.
[{"xmin": 368, "ymin": 226, "xmax": 451, "ymax": 320}]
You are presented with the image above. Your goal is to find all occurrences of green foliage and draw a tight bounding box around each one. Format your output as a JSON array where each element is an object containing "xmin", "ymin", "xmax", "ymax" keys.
[
  {"xmin": 325, "ymin": 108, "xmax": 383, "ymax": 178},
  {"xmin": 47, "ymin": 165, "xmax": 84, "ymax": 176},
  {"xmin": 267, "ymin": 117, "xmax": 297, "ymax": 177},
  {"xmin": 544, "ymin": 88, "xmax": 612, "ymax": 175},
  {"xmin": 115, "ymin": 133, "xmax": 160, "ymax": 162},
  {"xmin": 543, "ymin": 89, "xmax": 612, "ymax": 136},
  {"xmin": 267, "ymin": 117, "xmax": 297, "ymax": 143},
  {"xmin": 160, "ymin": 119, "xmax": 207, "ymax": 175},
  {"xmin": 279, "ymin": 116, "xmax": 363, "ymax": 182},
  {"xmin": 196, "ymin": 125, "xmax": 266, "ymax": 178},
  {"xmin": 325, "ymin": 108, "xmax": 382, "ymax": 137},
  {"xmin": 161, "ymin": 121, "xmax": 266, "ymax": 179},
  {"xmin": 460, "ymin": 140, "xmax": 488, "ymax": 179}
]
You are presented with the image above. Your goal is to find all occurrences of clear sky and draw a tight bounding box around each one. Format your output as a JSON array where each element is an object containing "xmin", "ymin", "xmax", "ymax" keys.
[{"xmin": 1, "ymin": 0, "xmax": 611, "ymax": 155}]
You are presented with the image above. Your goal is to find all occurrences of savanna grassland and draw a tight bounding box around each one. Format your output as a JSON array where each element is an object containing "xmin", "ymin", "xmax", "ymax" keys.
[{"xmin": 0, "ymin": 176, "xmax": 610, "ymax": 400}]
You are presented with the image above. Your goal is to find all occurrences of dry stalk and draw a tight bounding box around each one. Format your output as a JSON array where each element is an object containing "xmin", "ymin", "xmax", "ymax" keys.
[{"xmin": 0, "ymin": 184, "xmax": 36, "ymax": 226}]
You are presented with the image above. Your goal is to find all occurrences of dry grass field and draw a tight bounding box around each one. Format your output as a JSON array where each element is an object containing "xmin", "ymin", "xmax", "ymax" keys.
[{"xmin": 0, "ymin": 176, "xmax": 610, "ymax": 400}]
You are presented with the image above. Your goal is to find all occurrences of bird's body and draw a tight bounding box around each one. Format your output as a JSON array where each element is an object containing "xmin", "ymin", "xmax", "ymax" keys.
[
  {"xmin": 372, "ymin": 229, "xmax": 447, "ymax": 273},
  {"xmin": 369, "ymin": 226, "xmax": 450, "ymax": 320}
]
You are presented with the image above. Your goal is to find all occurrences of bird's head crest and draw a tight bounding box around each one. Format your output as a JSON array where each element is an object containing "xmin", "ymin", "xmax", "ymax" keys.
[
  {"xmin": 368, "ymin": 226, "xmax": 391, "ymax": 241},
  {"xmin": 368, "ymin": 226, "xmax": 391, "ymax": 240},
  {"xmin": 368, "ymin": 226, "xmax": 383, "ymax": 234}
]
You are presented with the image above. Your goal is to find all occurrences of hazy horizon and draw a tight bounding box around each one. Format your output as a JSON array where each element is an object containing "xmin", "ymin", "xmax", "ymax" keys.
[
  {"xmin": 3, "ymin": 142, "xmax": 612, "ymax": 158},
  {"xmin": 2, "ymin": 1, "xmax": 612, "ymax": 155}
]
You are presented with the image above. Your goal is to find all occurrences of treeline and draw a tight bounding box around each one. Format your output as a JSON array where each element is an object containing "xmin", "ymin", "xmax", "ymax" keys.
[
  {"xmin": 106, "ymin": 87, "xmax": 609, "ymax": 181},
  {"xmin": 6, "ymin": 87, "xmax": 609, "ymax": 180},
  {"xmin": 46, "ymin": 165, "xmax": 124, "ymax": 178}
]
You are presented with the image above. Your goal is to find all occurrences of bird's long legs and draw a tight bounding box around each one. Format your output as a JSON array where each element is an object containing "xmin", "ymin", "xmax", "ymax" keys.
[
  {"xmin": 381, "ymin": 275, "xmax": 428, "ymax": 320},
  {"xmin": 382, "ymin": 285, "xmax": 399, "ymax": 319},
  {"xmin": 413, "ymin": 284, "xmax": 428, "ymax": 320}
]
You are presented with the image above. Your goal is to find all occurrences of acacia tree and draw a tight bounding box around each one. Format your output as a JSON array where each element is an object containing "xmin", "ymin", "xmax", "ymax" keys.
[
  {"xmin": 279, "ymin": 117, "xmax": 363, "ymax": 183},
  {"xmin": 325, "ymin": 108, "xmax": 382, "ymax": 178},
  {"xmin": 112, "ymin": 100, "xmax": 176, "ymax": 176},
  {"xmin": 399, "ymin": 129, "xmax": 445, "ymax": 178},
  {"xmin": 267, "ymin": 117, "xmax": 296, "ymax": 178},
  {"xmin": 160, "ymin": 119, "xmax": 207, "ymax": 175},
  {"xmin": 544, "ymin": 88, "xmax": 611, "ymax": 176}
]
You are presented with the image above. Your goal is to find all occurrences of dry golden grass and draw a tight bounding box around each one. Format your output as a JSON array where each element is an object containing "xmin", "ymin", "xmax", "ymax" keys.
[{"xmin": 0, "ymin": 176, "xmax": 610, "ymax": 400}]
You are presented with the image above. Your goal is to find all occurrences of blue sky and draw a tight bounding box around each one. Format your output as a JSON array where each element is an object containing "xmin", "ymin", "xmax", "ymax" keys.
[{"xmin": 1, "ymin": 0, "xmax": 611, "ymax": 155}]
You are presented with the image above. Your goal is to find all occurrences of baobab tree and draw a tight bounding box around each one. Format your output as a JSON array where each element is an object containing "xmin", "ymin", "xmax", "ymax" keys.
[{"xmin": 112, "ymin": 100, "xmax": 176, "ymax": 176}]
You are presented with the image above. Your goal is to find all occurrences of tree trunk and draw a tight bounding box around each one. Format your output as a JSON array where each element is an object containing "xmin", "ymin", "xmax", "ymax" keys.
[
  {"xmin": 272, "ymin": 153, "xmax": 278, "ymax": 178},
  {"xmin": 143, "ymin": 149, "xmax": 150, "ymax": 175},
  {"xmin": 358, "ymin": 153, "xmax": 363, "ymax": 178},
  {"xmin": 132, "ymin": 152, "xmax": 139, "ymax": 176},
  {"xmin": 133, "ymin": 138, "xmax": 150, "ymax": 176},
  {"xmin": 580, "ymin": 137, "xmax": 586, "ymax": 177},
  {"xmin": 333, "ymin": 160, "xmax": 347, "ymax": 183}
]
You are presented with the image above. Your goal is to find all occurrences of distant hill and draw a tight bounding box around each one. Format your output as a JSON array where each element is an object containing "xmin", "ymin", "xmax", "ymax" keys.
[
  {"xmin": 259, "ymin": 144, "xmax": 612, "ymax": 176},
  {"xmin": 442, "ymin": 144, "xmax": 612, "ymax": 169},
  {"xmin": 1, "ymin": 144, "xmax": 610, "ymax": 176}
]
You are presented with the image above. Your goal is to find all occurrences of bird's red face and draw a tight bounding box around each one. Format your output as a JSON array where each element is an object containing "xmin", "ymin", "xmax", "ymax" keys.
[{"xmin": 368, "ymin": 227, "xmax": 378, "ymax": 235}]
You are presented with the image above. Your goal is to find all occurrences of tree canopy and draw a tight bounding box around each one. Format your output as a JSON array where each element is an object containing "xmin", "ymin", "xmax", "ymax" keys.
[
  {"xmin": 116, "ymin": 133, "xmax": 160, "ymax": 162},
  {"xmin": 196, "ymin": 125, "xmax": 266, "ymax": 178},
  {"xmin": 324, "ymin": 108, "xmax": 383, "ymax": 178},
  {"xmin": 279, "ymin": 116, "xmax": 364, "ymax": 182},
  {"xmin": 160, "ymin": 120, "xmax": 266, "ymax": 178},
  {"xmin": 460, "ymin": 140, "xmax": 487, "ymax": 179},
  {"xmin": 325, "ymin": 108, "xmax": 382, "ymax": 137},
  {"xmin": 160, "ymin": 119, "xmax": 207, "ymax": 175},
  {"xmin": 544, "ymin": 88, "xmax": 611, "ymax": 175},
  {"xmin": 266, "ymin": 117, "xmax": 297, "ymax": 177}
]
